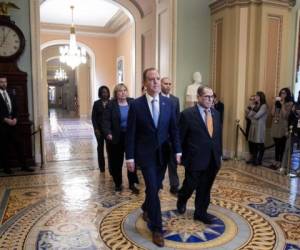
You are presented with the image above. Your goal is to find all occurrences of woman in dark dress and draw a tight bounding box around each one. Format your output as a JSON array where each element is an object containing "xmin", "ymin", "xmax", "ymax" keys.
[
  {"xmin": 102, "ymin": 84, "xmax": 139, "ymax": 193},
  {"xmin": 91, "ymin": 86, "xmax": 110, "ymax": 173}
]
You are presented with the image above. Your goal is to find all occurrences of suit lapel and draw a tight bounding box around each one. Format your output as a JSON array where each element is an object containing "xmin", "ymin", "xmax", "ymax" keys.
[
  {"xmin": 211, "ymin": 109, "xmax": 217, "ymax": 138},
  {"xmin": 157, "ymin": 96, "xmax": 165, "ymax": 129},
  {"xmin": 192, "ymin": 105, "xmax": 210, "ymax": 137},
  {"xmin": 142, "ymin": 95, "xmax": 156, "ymax": 128}
]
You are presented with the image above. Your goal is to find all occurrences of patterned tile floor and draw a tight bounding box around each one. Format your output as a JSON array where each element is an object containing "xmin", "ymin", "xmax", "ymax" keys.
[{"xmin": 0, "ymin": 110, "xmax": 299, "ymax": 249}]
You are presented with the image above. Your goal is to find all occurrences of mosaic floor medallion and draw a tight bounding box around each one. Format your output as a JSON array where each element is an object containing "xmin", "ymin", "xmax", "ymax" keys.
[{"xmin": 100, "ymin": 197, "xmax": 280, "ymax": 250}]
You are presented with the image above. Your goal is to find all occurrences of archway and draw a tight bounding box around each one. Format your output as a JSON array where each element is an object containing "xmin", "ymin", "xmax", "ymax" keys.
[{"xmin": 41, "ymin": 40, "xmax": 96, "ymax": 116}]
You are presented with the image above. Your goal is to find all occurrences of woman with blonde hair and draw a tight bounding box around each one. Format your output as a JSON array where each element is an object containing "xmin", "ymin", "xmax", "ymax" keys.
[{"xmin": 102, "ymin": 84, "xmax": 139, "ymax": 193}]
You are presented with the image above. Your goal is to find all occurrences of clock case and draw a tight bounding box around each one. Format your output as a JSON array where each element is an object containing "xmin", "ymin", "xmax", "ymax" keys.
[
  {"xmin": 0, "ymin": 15, "xmax": 25, "ymax": 62},
  {"xmin": 0, "ymin": 15, "xmax": 35, "ymax": 168}
]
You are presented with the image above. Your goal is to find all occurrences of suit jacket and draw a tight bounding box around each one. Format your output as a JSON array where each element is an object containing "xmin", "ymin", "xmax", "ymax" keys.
[
  {"xmin": 91, "ymin": 99, "xmax": 110, "ymax": 133},
  {"xmin": 0, "ymin": 91, "xmax": 17, "ymax": 125},
  {"xmin": 214, "ymin": 101, "xmax": 224, "ymax": 124},
  {"xmin": 180, "ymin": 105, "xmax": 222, "ymax": 171},
  {"xmin": 169, "ymin": 94, "xmax": 180, "ymax": 122},
  {"xmin": 126, "ymin": 95, "xmax": 181, "ymax": 167},
  {"xmin": 102, "ymin": 97, "xmax": 134, "ymax": 144}
]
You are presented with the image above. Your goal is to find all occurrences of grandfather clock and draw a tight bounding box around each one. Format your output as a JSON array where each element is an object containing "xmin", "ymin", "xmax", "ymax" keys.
[{"xmin": 0, "ymin": 15, "xmax": 35, "ymax": 167}]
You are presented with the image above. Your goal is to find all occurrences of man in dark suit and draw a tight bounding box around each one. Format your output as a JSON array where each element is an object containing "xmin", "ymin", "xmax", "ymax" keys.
[
  {"xmin": 0, "ymin": 76, "xmax": 33, "ymax": 174},
  {"xmin": 161, "ymin": 77, "xmax": 180, "ymax": 194},
  {"xmin": 126, "ymin": 68, "xmax": 181, "ymax": 247},
  {"xmin": 177, "ymin": 86, "xmax": 222, "ymax": 224},
  {"xmin": 213, "ymin": 93, "xmax": 224, "ymax": 125}
]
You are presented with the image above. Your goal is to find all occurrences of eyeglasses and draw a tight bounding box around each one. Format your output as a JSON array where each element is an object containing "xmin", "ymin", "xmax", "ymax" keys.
[{"xmin": 202, "ymin": 95, "xmax": 214, "ymax": 100}]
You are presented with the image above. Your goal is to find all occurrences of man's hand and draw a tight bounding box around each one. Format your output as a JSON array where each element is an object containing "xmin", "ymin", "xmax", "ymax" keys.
[
  {"xmin": 126, "ymin": 161, "xmax": 135, "ymax": 172},
  {"xmin": 4, "ymin": 118, "xmax": 14, "ymax": 126},
  {"xmin": 176, "ymin": 154, "xmax": 181, "ymax": 165},
  {"xmin": 11, "ymin": 118, "xmax": 17, "ymax": 126},
  {"xmin": 94, "ymin": 129, "xmax": 100, "ymax": 136},
  {"xmin": 106, "ymin": 134, "xmax": 113, "ymax": 141}
]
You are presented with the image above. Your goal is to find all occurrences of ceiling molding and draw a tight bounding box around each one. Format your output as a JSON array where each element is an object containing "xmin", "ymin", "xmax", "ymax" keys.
[
  {"xmin": 210, "ymin": 0, "xmax": 296, "ymax": 14},
  {"xmin": 41, "ymin": 18, "xmax": 131, "ymax": 38}
]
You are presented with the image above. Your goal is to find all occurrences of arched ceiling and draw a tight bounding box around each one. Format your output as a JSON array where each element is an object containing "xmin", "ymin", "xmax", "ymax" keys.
[{"xmin": 40, "ymin": 0, "xmax": 120, "ymax": 27}]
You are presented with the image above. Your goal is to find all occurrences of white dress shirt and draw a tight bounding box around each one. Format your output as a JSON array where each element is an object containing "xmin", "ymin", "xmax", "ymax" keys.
[
  {"xmin": 161, "ymin": 93, "xmax": 170, "ymax": 98},
  {"xmin": 0, "ymin": 89, "xmax": 12, "ymax": 113},
  {"xmin": 145, "ymin": 92, "xmax": 160, "ymax": 118},
  {"xmin": 197, "ymin": 104, "xmax": 211, "ymax": 125}
]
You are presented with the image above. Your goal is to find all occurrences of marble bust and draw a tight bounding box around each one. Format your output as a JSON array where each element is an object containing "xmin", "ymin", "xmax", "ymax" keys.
[{"xmin": 186, "ymin": 72, "xmax": 203, "ymax": 107}]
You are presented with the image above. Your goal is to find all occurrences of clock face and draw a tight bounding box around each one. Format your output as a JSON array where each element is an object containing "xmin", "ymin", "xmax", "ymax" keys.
[{"xmin": 0, "ymin": 25, "xmax": 21, "ymax": 57}]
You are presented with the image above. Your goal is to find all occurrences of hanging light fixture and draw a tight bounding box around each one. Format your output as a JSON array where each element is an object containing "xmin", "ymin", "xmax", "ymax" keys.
[
  {"xmin": 59, "ymin": 5, "xmax": 87, "ymax": 69},
  {"xmin": 54, "ymin": 64, "xmax": 68, "ymax": 81}
]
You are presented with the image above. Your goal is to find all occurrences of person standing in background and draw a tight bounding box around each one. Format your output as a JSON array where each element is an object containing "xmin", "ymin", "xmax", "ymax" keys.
[
  {"xmin": 213, "ymin": 93, "xmax": 224, "ymax": 125},
  {"xmin": 247, "ymin": 91, "xmax": 268, "ymax": 166},
  {"xmin": 92, "ymin": 86, "xmax": 110, "ymax": 173},
  {"xmin": 270, "ymin": 88, "xmax": 293, "ymax": 169},
  {"xmin": 0, "ymin": 76, "xmax": 34, "ymax": 174},
  {"xmin": 161, "ymin": 77, "xmax": 180, "ymax": 195}
]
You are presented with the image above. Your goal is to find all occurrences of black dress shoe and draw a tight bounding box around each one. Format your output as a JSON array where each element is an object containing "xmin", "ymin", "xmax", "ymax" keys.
[
  {"xmin": 142, "ymin": 211, "xmax": 150, "ymax": 223},
  {"xmin": 152, "ymin": 232, "xmax": 164, "ymax": 247},
  {"xmin": 4, "ymin": 169, "xmax": 14, "ymax": 174},
  {"xmin": 177, "ymin": 199, "xmax": 186, "ymax": 214},
  {"xmin": 21, "ymin": 167, "xmax": 34, "ymax": 172},
  {"xmin": 129, "ymin": 185, "xmax": 140, "ymax": 194},
  {"xmin": 194, "ymin": 214, "xmax": 213, "ymax": 224},
  {"xmin": 170, "ymin": 186, "xmax": 178, "ymax": 195}
]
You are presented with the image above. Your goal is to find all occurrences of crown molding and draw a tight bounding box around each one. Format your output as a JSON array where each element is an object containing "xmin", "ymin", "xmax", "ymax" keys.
[
  {"xmin": 40, "ymin": 9, "xmax": 130, "ymax": 38},
  {"xmin": 210, "ymin": 0, "xmax": 296, "ymax": 14}
]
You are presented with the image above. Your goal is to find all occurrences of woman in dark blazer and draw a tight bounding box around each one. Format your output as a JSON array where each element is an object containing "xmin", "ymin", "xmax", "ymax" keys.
[
  {"xmin": 102, "ymin": 84, "xmax": 139, "ymax": 193},
  {"xmin": 91, "ymin": 86, "xmax": 110, "ymax": 173}
]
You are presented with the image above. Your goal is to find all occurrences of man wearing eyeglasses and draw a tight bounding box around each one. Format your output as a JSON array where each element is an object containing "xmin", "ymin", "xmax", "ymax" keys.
[{"xmin": 177, "ymin": 86, "xmax": 222, "ymax": 224}]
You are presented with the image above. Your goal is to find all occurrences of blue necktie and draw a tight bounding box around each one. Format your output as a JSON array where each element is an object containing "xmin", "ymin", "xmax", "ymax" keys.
[{"xmin": 151, "ymin": 99, "xmax": 159, "ymax": 127}]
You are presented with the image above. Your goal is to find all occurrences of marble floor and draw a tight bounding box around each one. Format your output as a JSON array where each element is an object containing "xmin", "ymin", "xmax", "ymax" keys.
[{"xmin": 0, "ymin": 110, "xmax": 299, "ymax": 249}]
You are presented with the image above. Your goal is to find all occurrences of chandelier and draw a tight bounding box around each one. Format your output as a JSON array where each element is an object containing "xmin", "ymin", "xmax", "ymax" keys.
[
  {"xmin": 54, "ymin": 65, "xmax": 68, "ymax": 81},
  {"xmin": 59, "ymin": 6, "xmax": 87, "ymax": 69}
]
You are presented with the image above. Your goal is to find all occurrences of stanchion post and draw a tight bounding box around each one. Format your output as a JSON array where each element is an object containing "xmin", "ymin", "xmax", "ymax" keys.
[
  {"xmin": 39, "ymin": 125, "xmax": 44, "ymax": 168},
  {"xmin": 234, "ymin": 119, "xmax": 240, "ymax": 161},
  {"xmin": 286, "ymin": 125, "xmax": 297, "ymax": 177}
]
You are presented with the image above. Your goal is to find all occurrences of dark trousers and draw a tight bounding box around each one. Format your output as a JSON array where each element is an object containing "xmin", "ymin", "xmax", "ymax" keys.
[
  {"xmin": 249, "ymin": 142, "xmax": 264, "ymax": 164},
  {"xmin": 166, "ymin": 145, "xmax": 179, "ymax": 189},
  {"xmin": 273, "ymin": 137, "xmax": 286, "ymax": 162},
  {"xmin": 96, "ymin": 134, "xmax": 106, "ymax": 172},
  {"xmin": 0, "ymin": 125, "xmax": 25, "ymax": 170},
  {"xmin": 141, "ymin": 162, "xmax": 167, "ymax": 233},
  {"xmin": 178, "ymin": 161, "xmax": 219, "ymax": 218},
  {"xmin": 106, "ymin": 132, "xmax": 138, "ymax": 188}
]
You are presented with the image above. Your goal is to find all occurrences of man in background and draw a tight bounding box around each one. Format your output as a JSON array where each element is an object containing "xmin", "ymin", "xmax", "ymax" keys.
[
  {"xmin": 161, "ymin": 77, "xmax": 180, "ymax": 194},
  {"xmin": 0, "ymin": 76, "xmax": 34, "ymax": 174}
]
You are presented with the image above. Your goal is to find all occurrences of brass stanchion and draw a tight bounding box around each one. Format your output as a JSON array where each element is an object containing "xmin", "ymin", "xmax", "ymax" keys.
[
  {"xmin": 282, "ymin": 125, "xmax": 299, "ymax": 178},
  {"xmin": 39, "ymin": 125, "xmax": 44, "ymax": 168},
  {"xmin": 234, "ymin": 119, "xmax": 240, "ymax": 161}
]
